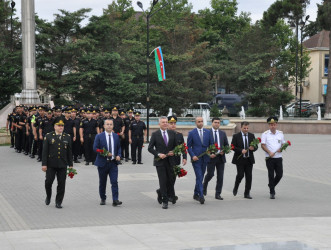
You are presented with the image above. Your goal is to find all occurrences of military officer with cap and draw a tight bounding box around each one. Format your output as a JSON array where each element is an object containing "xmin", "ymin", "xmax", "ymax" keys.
[
  {"xmin": 42, "ymin": 117, "xmax": 73, "ymax": 208},
  {"xmin": 261, "ymin": 116, "xmax": 286, "ymax": 199},
  {"xmin": 70, "ymin": 108, "xmax": 81, "ymax": 163},
  {"xmin": 129, "ymin": 111, "xmax": 146, "ymax": 164},
  {"xmin": 110, "ymin": 106, "xmax": 125, "ymax": 135},
  {"xmin": 35, "ymin": 106, "xmax": 46, "ymax": 161},
  {"xmin": 26, "ymin": 106, "xmax": 38, "ymax": 158},
  {"xmin": 123, "ymin": 108, "xmax": 135, "ymax": 162},
  {"xmin": 13, "ymin": 105, "xmax": 27, "ymax": 153}
]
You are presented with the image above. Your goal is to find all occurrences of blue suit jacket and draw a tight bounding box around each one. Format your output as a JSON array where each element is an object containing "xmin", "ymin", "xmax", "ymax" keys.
[
  {"xmin": 93, "ymin": 132, "xmax": 121, "ymax": 167},
  {"xmin": 187, "ymin": 128, "xmax": 214, "ymax": 161}
]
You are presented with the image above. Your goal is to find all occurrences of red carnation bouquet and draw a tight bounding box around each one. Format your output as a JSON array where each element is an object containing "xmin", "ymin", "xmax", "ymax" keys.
[
  {"xmin": 280, "ymin": 140, "xmax": 291, "ymax": 151},
  {"xmin": 237, "ymin": 137, "xmax": 261, "ymax": 160},
  {"xmin": 221, "ymin": 145, "xmax": 233, "ymax": 154},
  {"xmin": 173, "ymin": 142, "xmax": 188, "ymax": 156},
  {"xmin": 173, "ymin": 165, "xmax": 187, "ymax": 178},
  {"xmin": 96, "ymin": 148, "xmax": 111, "ymax": 157},
  {"xmin": 67, "ymin": 168, "xmax": 77, "ymax": 179},
  {"xmin": 198, "ymin": 143, "xmax": 220, "ymax": 158}
]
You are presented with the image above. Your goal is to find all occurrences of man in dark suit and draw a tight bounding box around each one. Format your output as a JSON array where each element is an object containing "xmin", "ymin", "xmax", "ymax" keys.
[
  {"xmin": 203, "ymin": 117, "xmax": 229, "ymax": 200},
  {"xmin": 231, "ymin": 121, "xmax": 258, "ymax": 199},
  {"xmin": 42, "ymin": 117, "xmax": 73, "ymax": 209},
  {"xmin": 148, "ymin": 116, "xmax": 177, "ymax": 209},
  {"xmin": 93, "ymin": 119, "xmax": 122, "ymax": 207},
  {"xmin": 187, "ymin": 117, "xmax": 215, "ymax": 204}
]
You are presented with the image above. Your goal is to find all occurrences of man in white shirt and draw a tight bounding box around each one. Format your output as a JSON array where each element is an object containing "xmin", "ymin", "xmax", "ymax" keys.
[{"xmin": 261, "ymin": 116, "xmax": 285, "ymax": 199}]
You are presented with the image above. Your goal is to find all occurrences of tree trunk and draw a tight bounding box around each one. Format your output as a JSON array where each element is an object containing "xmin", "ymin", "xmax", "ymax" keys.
[{"xmin": 324, "ymin": 30, "xmax": 331, "ymax": 119}]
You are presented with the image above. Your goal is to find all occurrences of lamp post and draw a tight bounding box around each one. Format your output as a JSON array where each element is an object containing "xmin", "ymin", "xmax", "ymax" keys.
[
  {"xmin": 299, "ymin": 15, "xmax": 309, "ymax": 117},
  {"xmin": 137, "ymin": 0, "xmax": 168, "ymax": 142},
  {"xmin": 10, "ymin": 0, "xmax": 15, "ymax": 51}
]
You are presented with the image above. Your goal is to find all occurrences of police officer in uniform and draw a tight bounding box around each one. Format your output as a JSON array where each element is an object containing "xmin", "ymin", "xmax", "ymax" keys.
[
  {"xmin": 110, "ymin": 106, "xmax": 124, "ymax": 135},
  {"xmin": 27, "ymin": 106, "xmax": 38, "ymax": 158},
  {"xmin": 129, "ymin": 111, "xmax": 146, "ymax": 164},
  {"xmin": 42, "ymin": 117, "xmax": 73, "ymax": 208},
  {"xmin": 261, "ymin": 117, "xmax": 286, "ymax": 199},
  {"xmin": 63, "ymin": 108, "xmax": 76, "ymax": 146},
  {"xmin": 35, "ymin": 106, "xmax": 46, "ymax": 162},
  {"xmin": 123, "ymin": 108, "xmax": 135, "ymax": 162},
  {"xmin": 13, "ymin": 105, "xmax": 27, "ymax": 153},
  {"xmin": 119, "ymin": 109, "xmax": 126, "ymax": 160},
  {"xmin": 6, "ymin": 108, "xmax": 16, "ymax": 148},
  {"xmin": 70, "ymin": 108, "xmax": 81, "ymax": 163},
  {"xmin": 80, "ymin": 109, "xmax": 99, "ymax": 165}
]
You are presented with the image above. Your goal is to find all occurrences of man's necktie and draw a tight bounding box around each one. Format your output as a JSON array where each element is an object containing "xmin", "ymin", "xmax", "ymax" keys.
[
  {"xmin": 214, "ymin": 130, "xmax": 218, "ymax": 144},
  {"xmin": 244, "ymin": 134, "xmax": 248, "ymax": 157},
  {"xmin": 199, "ymin": 129, "xmax": 203, "ymax": 144},
  {"xmin": 163, "ymin": 131, "xmax": 168, "ymax": 146}
]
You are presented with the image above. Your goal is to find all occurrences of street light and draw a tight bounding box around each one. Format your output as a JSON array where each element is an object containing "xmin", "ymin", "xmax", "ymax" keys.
[
  {"xmin": 299, "ymin": 15, "xmax": 309, "ymax": 117},
  {"xmin": 137, "ymin": 0, "xmax": 169, "ymax": 142},
  {"xmin": 10, "ymin": 0, "xmax": 15, "ymax": 51}
]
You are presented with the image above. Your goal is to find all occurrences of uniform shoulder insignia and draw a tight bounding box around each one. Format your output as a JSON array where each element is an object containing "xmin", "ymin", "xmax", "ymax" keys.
[
  {"xmin": 278, "ymin": 131, "xmax": 283, "ymax": 133},
  {"xmin": 80, "ymin": 122, "xmax": 83, "ymax": 126},
  {"xmin": 263, "ymin": 130, "xmax": 269, "ymax": 134}
]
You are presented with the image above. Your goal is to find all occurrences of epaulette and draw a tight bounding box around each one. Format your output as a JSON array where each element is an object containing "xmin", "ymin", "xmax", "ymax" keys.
[
  {"xmin": 278, "ymin": 130, "xmax": 283, "ymax": 133},
  {"xmin": 263, "ymin": 130, "xmax": 269, "ymax": 134}
]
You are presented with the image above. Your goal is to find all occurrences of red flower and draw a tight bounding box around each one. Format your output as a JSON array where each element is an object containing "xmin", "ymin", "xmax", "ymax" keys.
[
  {"xmin": 231, "ymin": 144, "xmax": 235, "ymax": 150},
  {"xmin": 117, "ymin": 133, "xmax": 120, "ymax": 136},
  {"xmin": 257, "ymin": 137, "xmax": 261, "ymax": 143},
  {"xmin": 96, "ymin": 149, "xmax": 104, "ymax": 153},
  {"xmin": 287, "ymin": 140, "xmax": 291, "ymax": 146}
]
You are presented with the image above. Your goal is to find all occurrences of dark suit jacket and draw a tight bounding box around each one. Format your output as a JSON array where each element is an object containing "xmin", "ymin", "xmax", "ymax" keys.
[
  {"xmin": 42, "ymin": 132, "xmax": 73, "ymax": 168},
  {"xmin": 187, "ymin": 128, "xmax": 214, "ymax": 161},
  {"xmin": 93, "ymin": 132, "xmax": 121, "ymax": 167},
  {"xmin": 231, "ymin": 132, "xmax": 258, "ymax": 165},
  {"xmin": 208, "ymin": 129, "xmax": 229, "ymax": 164},
  {"xmin": 148, "ymin": 129, "xmax": 177, "ymax": 167}
]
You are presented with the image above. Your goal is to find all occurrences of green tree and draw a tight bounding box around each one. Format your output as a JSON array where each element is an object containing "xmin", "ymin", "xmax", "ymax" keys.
[
  {"xmin": 0, "ymin": 2, "xmax": 21, "ymax": 109},
  {"xmin": 317, "ymin": 0, "xmax": 331, "ymax": 118}
]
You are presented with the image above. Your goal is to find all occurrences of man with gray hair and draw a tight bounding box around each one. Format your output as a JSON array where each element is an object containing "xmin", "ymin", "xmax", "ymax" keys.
[{"xmin": 148, "ymin": 116, "xmax": 177, "ymax": 209}]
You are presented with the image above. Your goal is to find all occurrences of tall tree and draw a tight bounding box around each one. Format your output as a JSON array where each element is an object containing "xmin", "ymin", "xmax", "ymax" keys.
[{"xmin": 317, "ymin": 0, "xmax": 331, "ymax": 118}]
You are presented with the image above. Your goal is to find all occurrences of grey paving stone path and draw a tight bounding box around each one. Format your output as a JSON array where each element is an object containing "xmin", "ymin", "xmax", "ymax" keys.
[{"xmin": 0, "ymin": 134, "xmax": 330, "ymax": 249}]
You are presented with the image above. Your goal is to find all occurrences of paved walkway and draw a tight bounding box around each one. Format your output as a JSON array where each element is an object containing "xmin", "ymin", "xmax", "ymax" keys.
[{"xmin": 0, "ymin": 134, "xmax": 330, "ymax": 249}]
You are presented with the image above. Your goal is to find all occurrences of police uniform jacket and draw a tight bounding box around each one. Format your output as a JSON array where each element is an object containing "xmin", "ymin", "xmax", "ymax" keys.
[{"xmin": 42, "ymin": 132, "xmax": 73, "ymax": 168}]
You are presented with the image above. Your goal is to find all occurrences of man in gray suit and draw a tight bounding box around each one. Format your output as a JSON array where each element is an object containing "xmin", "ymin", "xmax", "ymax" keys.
[{"xmin": 203, "ymin": 117, "xmax": 229, "ymax": 200}]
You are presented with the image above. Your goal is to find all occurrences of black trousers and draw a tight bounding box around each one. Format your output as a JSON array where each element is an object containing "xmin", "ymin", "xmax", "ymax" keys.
[
  {"xmin": 266, "ymin": 158, "xmax": 283, "ymax": 194},
  {"xmin": 131, "ymin": 137, "xmax": 143, "ymax": 163},
  {"xmin": 124, "ymin": 133, "xmax": 130, "ymax": 159},
  {"xmin": 38, "ymin": 138, "xmax": 44, "ymax": 159},
  {"xmin": 156, "ymin": 161, "xmax": 175, "ymax": 203},
  {"xmin": 235, "ymin": 158, "xmax": 253, "ymax": 195},
  {"xmin": 120, "ymin": 137, "xmax": 125, "ymax": 159},
  {"xmin": 45, "ymin": 167, "xmax": 67, "ymax": 204},
  {"xmin": 10, "ymin": 130, "xmax": 15, "ymax": 147},
  {"xmin": 15, "ymin": 129, "xmax": 23, "ymax": 151},
  {"xmin": 203, "ymin": 155, "xmax": 225, "ymax": 195},
  {"xmin": 84, "ymin": 135, "xmax": 96, "ymax": 162},
  {"xmin": 28, "ymin": 133, "xmax": 37, "ymax": 155},
  {"xmin": 72, "ymin": 135, "xmax": 80, "ymax": 160}
]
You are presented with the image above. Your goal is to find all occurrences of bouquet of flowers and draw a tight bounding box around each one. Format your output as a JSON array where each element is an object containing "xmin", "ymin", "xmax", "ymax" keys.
[
  {"xmin": 280, "ymin": 140, "xmax": 291, "ymax": 151},
  {"xmin": 67, "ymin": 168, "xmax": 77, "ymax": 179},
  {"xmin": 198, "ymin": 143, "xmax": 220, "ymax": 158},
  {"xmin": 221, "ymin": 145, "xmax": 233, "ymax": 154},
  {"xmin": 173, "ymin": 142, "xmax": 188, "ymax": 156},
  {"xmin": 173, "ymin": 165, "xmax": 187, "ymax": 178},
  {"xmin": 237, "ymin": 137, "xmax": 261, "ymax": 160},
  {"xmin": 96, "ymin": 148, "xmax": 111, "ymax": 157}
]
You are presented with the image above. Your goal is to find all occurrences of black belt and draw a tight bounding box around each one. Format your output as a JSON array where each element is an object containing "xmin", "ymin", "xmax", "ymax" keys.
[{"xmin": 133, "ymin": 135, "xmax": 143, "ymax": 139}]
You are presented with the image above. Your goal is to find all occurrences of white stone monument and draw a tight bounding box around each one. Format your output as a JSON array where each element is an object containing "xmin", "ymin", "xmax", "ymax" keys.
[{"xmin": 19, "ymin": 0, "xmax": 40, "ymax": 104}]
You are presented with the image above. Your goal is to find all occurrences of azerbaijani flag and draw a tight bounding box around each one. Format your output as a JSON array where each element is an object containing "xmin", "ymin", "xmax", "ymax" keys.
[{"xmin": 154, "ymin": 46, "xmax": 166, "ymax": 81}]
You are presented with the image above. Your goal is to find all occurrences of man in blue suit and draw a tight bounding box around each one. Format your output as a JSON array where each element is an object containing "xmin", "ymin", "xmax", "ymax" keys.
[
  {"xmin": 187, "ymin": 117, "xmax": 215, "ymax": 204},
  {"xmin": 203, "ymin": 117, "xmax": 229, "ymax": 200},
  {"xmin": 93, "ymin": 119, "xmax": 122, "ymax": 206}
]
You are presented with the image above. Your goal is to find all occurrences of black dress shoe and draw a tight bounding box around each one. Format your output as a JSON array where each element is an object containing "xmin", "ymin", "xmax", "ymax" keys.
[
  {"xmin": 203, "ymin": 188, "xmax": 207, "ymax": 196},
  {"xmin": 112, "ymin": 200, "xmax": 122, "ymax": 206},
  {"xmin": 193, "ymin": 194, "xmax": 200, "ymax": 201},
  {"xmin": 162, "ymin": 202, "xmax": 168, "ymax": 209},
  {"xmin": 215, "ymin": 195, "xmax": 223, "ymax": 200},
  {"xmin": 31, "ymin": 155, "xmax": 35, "ymax": 159},
  {"xmin": 24, "ymin": 152, "xmax": 28, "ymax": 155},
  {"xmin": 199, "ymin": 197, "xmax": 205, "ymax": 204},
  {"xmin": 132, "ymin": 162, "xmax": 136, "ymax": 165},
  {"xmin": 45, "ymin": 197, "xmax": 51, "ymax": 205},
  {"xmin": 128, "ymin": 158, "xmax": 131, "ymax": 160},
  {"xmin": 156, "ymin": 189, "xmax": 162, "ymax": 204},
  {"xmin": 78, "ymin": 155, "xmax": 82, "ymax": 159},
  {"xmin": 10, "ymin": 145, "xmax": 14, "ymax": 148},
  {"xmin": 244, "ymin": 194, "xmax": 252, "ymax": 199},
  {"xmin": 100, "ymin": 200, "xmax": 106, "ymax": 205},
  {"xmin": 170, "ymin": 196, "xmax": 176, "ymax": 204},
  {"xmin": 270, "ymin": 194, "xmax": 275, "ymax": 199},
  {"xmin": 137, "ymin": 162, "xmax": 143, "ymax": 164},
  {"xmin": 37, "ymin": 158, "xmax": 41, "ymax": 162},
  {"xmin": 85, "ymin": 162, "xmax": 89, "ymax": 165},
  {"xmin": 125, "ymin": 158, "xmax": 128, "ymax": 162},
  {"xmin": 74, "ymin": 160, "xmax": 80, "ymax": 163},
  {"xmin": 55, "ymin": 203, "xmax": 62, "ymax": 209},
  {"xmin": 233, "ymin": 187, "xmax": 238, "ymax": 196}
]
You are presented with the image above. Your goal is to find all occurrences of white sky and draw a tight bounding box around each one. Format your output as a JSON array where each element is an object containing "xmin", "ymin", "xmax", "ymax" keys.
[{"xmin": 12, "ymin": 0, "xmax": 321, "ymax": 24}]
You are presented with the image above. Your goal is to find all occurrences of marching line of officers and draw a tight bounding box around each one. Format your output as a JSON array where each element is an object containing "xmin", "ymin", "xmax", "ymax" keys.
[
  {"xmin": 7, "ymin": 105, "xmax": 286, "ymax": 209},
  {"xmin": 6, "ymin": 104, "xmax": 146, "ymax": 166}
]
